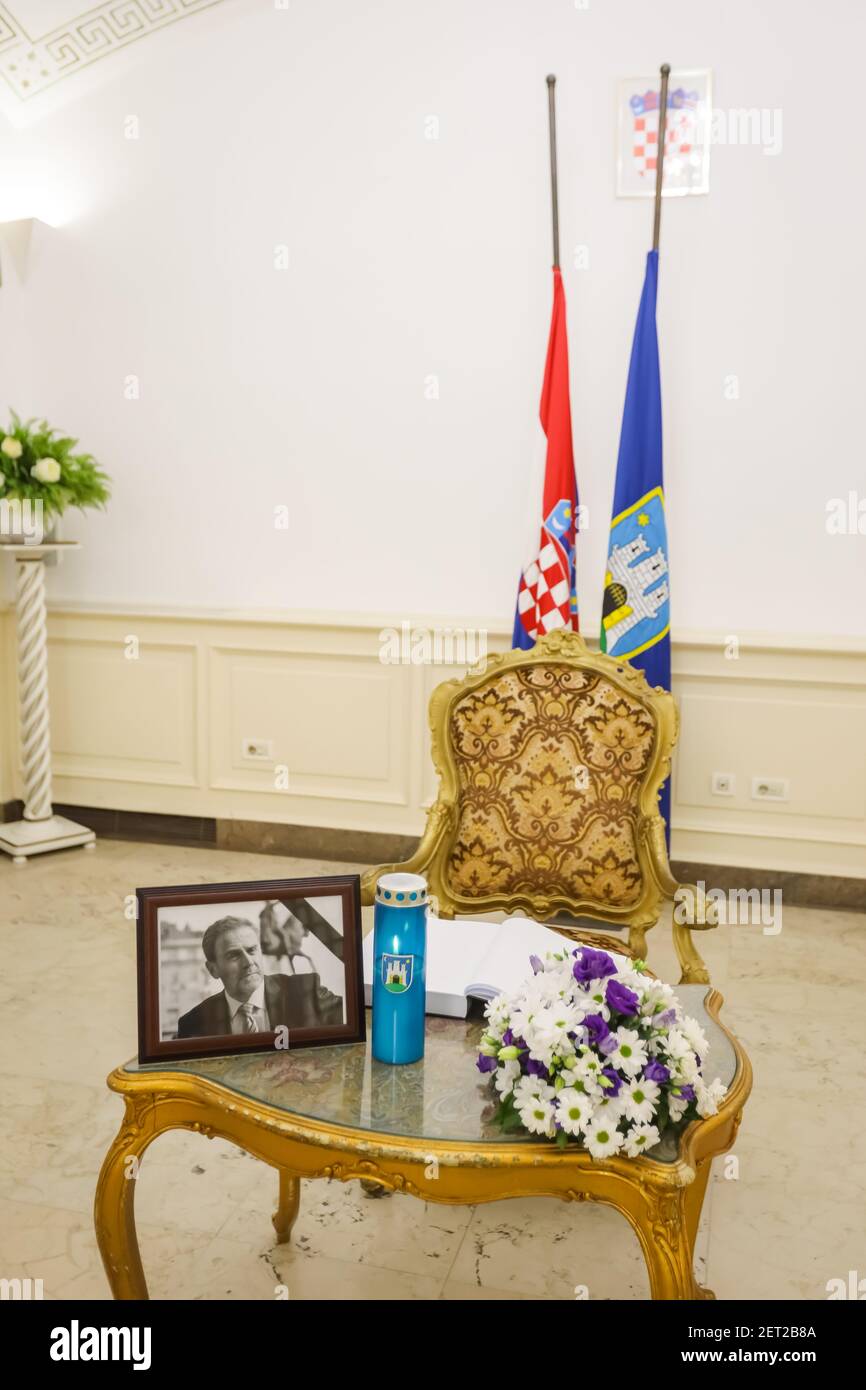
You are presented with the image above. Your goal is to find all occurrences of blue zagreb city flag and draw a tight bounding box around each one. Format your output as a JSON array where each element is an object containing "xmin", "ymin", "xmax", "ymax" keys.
[{"xmin": 600, "ymin": 249, "xmax": 672, "ymax": 835}]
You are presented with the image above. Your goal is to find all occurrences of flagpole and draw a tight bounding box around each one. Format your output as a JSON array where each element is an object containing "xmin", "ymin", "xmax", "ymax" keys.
[
  {"xmin": 546, "ymin": 74, "xmax": 560, "ymax": 269},
  {"xmin": 652, "ymin": 63, "xmax": 671, "ymax": 251}
]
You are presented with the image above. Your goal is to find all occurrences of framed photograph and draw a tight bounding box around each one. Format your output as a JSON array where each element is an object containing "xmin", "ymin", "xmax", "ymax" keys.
[
  {"xmin": 136, "ymin": 875, "xmax": 365, "ymax": 1064},
  {"xmin": 616, "ymin": 69, "xmax": 712, "ymax": 198}
]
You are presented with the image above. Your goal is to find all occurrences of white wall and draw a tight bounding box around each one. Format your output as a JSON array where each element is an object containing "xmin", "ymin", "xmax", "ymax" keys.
[{"xmin": 1, "ymin": 0, "xmax": 864, "ymax": 636}]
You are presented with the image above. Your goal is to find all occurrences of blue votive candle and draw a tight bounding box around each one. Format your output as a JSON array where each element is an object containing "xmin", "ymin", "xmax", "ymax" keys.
[{"xmin": 371, "ymin": 872, "xmax": 428, "ymax": 1064}]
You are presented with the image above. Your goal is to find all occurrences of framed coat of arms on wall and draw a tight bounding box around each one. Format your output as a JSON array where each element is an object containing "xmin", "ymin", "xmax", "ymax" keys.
[{"xmin": 617, "ymin": 69, "xmax": 712, "ymax": 197}]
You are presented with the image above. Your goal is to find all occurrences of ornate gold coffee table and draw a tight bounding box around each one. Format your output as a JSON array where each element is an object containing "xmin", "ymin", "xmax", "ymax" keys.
[{"xmin": 94, "ymin": 987, "xmax": 750, "ymax": 1300}]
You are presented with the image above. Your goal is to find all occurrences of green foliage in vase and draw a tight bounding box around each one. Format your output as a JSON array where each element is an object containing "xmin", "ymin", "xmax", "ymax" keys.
[{"xmin": 0, "ymin": 412, "xmax": 110, "ymax": 518}]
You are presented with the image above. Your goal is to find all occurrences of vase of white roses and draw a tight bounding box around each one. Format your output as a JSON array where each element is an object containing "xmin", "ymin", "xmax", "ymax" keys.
[
  {"xmin": 477, "ymin": 944, "xmax": 727, "ymax": 1159},
  {"xmin": 0, "ymin": 412, "xmax": 110, "ymax": 541}
]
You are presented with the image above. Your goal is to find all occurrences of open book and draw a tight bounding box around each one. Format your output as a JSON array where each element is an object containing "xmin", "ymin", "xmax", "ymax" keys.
[{"xmin": 363, "ymin": 915, "xmax": 629, "ymax": 1019}]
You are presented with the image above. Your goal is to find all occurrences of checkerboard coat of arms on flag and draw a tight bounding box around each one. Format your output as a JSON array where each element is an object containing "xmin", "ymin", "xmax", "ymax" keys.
[{"xmin": 513, "ymin": 267, "xmax": 579, "ymax": 649}]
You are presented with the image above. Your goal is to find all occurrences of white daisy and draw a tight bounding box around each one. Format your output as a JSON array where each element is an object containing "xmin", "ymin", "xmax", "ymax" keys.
[
  {"xmin": 624, "ymin": 1123, "xmax": 661, "ymax": 1157},
  {"xmin": 572, "ymin": 1053, "xmax": 604, "ymax": 1098},
  {"xmin": 583, "ymin": 987, "xmax": 611, "ymax": 1019},
  {"xmin": 609, "ymin": 1027, "xmax": 648, "ymax": 1077},
  {"xmin": 518, "ymin": 1095, "xmax": 555, "ymax": 1137},
  {"xmin": 556, "ymin": 1090, "xmax": 594, "ymax": 1137},
  {"xmin": 622, "ymin": 1077, "xmax": 660, "ymax": 1124},
  {"xmin": 583, "ymin": 1115, "xmax": 624, "ymax": 1158}
]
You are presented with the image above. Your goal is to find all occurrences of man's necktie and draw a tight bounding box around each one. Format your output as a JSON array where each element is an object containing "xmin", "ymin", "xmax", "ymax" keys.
[{"xmin": 240, "ymin": 1004, "xmax": 258, "ymax": 1033}]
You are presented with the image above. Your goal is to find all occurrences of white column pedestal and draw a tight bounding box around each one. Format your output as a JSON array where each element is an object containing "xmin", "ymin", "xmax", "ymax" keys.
[{"xmin": 0, "ymin": 542, "xmax": 96, "ymax": 865}]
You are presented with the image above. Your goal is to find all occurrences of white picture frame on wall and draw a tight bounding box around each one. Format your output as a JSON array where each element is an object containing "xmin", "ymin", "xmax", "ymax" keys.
[{"xmin": 617, "ymin": 69, "xmax": 712, "ymax": 198}]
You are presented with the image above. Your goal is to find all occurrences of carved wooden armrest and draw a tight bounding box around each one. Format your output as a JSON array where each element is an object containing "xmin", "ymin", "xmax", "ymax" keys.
[{"xmin": 360, "ymin": 798, "xmax": 456, "ymax": 906}]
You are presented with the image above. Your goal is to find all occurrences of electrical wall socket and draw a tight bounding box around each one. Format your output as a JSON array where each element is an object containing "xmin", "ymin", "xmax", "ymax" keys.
[
  {"xmin": 751, "ymin": 776, "xmax": 789, "ymax": 802},
  {"xmin": 711, "ymin": 772, "xmax": 736, "ymax": 796},
  {"xmin": 242, "ymin": 738, "xmax": 273, "ymax": 761}
]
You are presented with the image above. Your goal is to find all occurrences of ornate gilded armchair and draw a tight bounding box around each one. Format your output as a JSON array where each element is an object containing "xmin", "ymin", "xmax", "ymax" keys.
[{"xmin": 362, "ymin": 630, "xmax": 714, "ymax": 984}]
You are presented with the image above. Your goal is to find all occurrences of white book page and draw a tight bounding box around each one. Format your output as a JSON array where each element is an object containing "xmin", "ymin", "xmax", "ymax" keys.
[
  {"xmin": 466, "ymin": 918, "xmax": 631, "ymax": 1000},
  {"xmin": 363, "ymin": 915, "xmax": 502, "ymax": 1017}
]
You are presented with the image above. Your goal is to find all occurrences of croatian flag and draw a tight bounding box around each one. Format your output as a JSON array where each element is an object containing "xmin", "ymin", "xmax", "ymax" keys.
[{"xmin": 512, "ymin": 267, "xmax": 579, "ymax": 649}]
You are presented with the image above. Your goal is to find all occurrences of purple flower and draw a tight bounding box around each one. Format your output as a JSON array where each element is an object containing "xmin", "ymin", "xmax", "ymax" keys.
[
  {"xmin": 606, "ymin": 979, "xmax": 639, "ymax": 1017},
  {"xmin": 502, "ymin": 1028, "xmax": 514, "ymax": 1046},
  {"xmin": 526, "ymin": 1056, "xmax": 550, "ymax": 1081},
  {"xmin": 601, "ymin": 1067, "xmax": 623, "ymax": 1097},
  {"xmin": 679, "ymin": 1084, "xmax": 696, "ymax": 1102},
  {"xmin": 476, "ymin": 1053, "xmax": 497, "ymax": 1073},
  {"xmin": 655, "ymin": 1008, "xmax": 677, "ymax": 1028},
  {"xmin": 584, "ymin": 1013, "xmax": 611, "ymax": 1046},
  {"xmin": 529, "ymin": 954, "xmax": 544, "ymax": 975},
  {"xmin": 598, "ymin": 1033, "xmax": 618, "ymax": 1057},
  {"xmin": 643, "ymin": 1059, "xmax": 670, "ymax": 1085},
  {"xmin": 572, "ymin": 947, "xmax": 618, "ymax": 986}
]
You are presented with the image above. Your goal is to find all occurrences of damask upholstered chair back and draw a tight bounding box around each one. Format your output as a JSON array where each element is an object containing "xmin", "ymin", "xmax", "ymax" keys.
[
  {"xmin": 444, "ymin": 660, "xmax": 655, "ymax": 911},
  {"xmin": 361, "ymin": 632, "xmax": 714, "ymax": 984}
]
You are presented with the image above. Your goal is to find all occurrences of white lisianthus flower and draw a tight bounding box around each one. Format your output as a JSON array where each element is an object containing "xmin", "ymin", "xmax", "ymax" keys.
[
  {"xmin": 493, "ymin": 1059, "xmax": 521, "ymax": 1098},
  {"xmin": 609, "ymin": 1027, "xmax": 648, "ymax": 1077},
  {"xmin": 513, "ymin": 1076, "xmax": 555, "ymax": 1108},
  {"xmin": 695, "ymin": 1077, "xmax": 727, "ymax": 1118},
  {"xmin": 622, "ymin": 1077, "xmax": 660, "ymax": 1124},
  {"xmin": 518, "ymin": 1095, "xmax": 556, "ymax": 1137},
  {"xmin": 31, "ymin": 457, "xmax": 61, "ymax": 484},
  {"xmin": 556, "ymin": 1091, "xmax": 594, "ymax": 1137},
  {"xmin": 667, "ymin": 1091, "xmax": 690, "ymax": 1122},
  {"xmin": 583, "ymin": 1115, "xmax": 624, "ymax": 1159},
  {"xmin": 1, "ymin": 436, "xmax": 22, "ymax": 458},
  {"xmin": 680, "ymin": 1015, "xmax": 709, "ymax": 1057},
  {"xmin": 676, "ymin": 1050, "xmax": 700, "ymax": 1085},
  {"xmin": 664, "ymin": 1029, "xmax": 692, "ymax": 1061},
  {"xmin": 624, "ymin": 1123, "xmax": 661, "ymax": 1157}
]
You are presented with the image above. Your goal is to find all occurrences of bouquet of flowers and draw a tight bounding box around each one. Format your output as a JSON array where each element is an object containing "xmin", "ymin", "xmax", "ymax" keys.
[
  {"xmin": 476, "ymin": 944, "xmax": 727, "ymax": 1159},
  {"xmin": 0, "ymin": 412, "xmax": 110, "ymax": 520}
]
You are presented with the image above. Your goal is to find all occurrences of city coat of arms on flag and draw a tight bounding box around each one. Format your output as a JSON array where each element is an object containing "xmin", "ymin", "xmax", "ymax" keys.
[
  {"xmin": 617, "ymin": 70, "xmax": 711, "ymax": 198},
  {"xmin": 601, "ymin": 487, "xmax": 669, "ymax": 660}
]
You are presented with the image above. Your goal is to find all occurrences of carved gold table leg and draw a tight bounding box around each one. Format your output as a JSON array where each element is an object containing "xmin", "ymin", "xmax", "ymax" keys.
[
  {"xmin": 683, "ymin": 1157, "xmax": 716, "ymax": 1299},
  {"xmin": 641, "ymin": 1187, "xmax": 701, "ymax": 1300},
  {"xmin": 94, "ymin": 1095, "xmax": 156, "ymax": 1300},
  {"xmin": 272, "ymin": 1170, "xmax": 301, "ymax": 1244}
]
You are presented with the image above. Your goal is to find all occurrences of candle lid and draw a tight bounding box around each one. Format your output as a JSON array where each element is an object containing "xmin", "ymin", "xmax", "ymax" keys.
[{"xmin": 375, "ymin": 872, "xmax": 428, "ymax": 907}]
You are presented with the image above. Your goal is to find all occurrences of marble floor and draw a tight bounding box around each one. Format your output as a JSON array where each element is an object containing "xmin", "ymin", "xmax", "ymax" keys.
[{"xmin": 0, "ymin": 838, "xmax": 863, "ymax": 1300}]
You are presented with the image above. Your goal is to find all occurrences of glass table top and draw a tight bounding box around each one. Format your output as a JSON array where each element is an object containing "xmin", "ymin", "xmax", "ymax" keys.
[{"xmin": 123, "ymin": 986, "xmax": 736, "ymax": 1163}]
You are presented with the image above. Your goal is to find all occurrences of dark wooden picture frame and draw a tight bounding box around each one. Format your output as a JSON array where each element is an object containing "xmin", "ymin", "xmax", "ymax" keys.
[{"xmin": 136, "ymin": 875, "xmax": 365, "ymax": 1064}]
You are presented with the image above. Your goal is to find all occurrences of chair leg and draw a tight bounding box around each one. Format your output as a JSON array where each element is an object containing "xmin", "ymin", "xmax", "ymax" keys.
[{"xmin": 272, "ymin": 1170, "xmax": 301, "ymax": 1244}]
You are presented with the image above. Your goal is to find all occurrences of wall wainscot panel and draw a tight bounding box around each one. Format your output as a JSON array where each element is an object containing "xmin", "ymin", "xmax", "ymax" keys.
[{"xmin": 0, "ymin": 605, "xmax": 864, "ymax": 878}]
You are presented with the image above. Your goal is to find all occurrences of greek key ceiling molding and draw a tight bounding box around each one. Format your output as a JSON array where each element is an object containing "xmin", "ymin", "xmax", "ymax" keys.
[{"xmin": 0, "ymin": 0, "xmax": 226, "ymax": 103}]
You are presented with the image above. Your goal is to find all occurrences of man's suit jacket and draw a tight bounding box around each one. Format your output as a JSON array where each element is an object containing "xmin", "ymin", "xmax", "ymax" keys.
[{"xmin": 177, "ymin": 972, "xmax": 343, "ymax": 1039}]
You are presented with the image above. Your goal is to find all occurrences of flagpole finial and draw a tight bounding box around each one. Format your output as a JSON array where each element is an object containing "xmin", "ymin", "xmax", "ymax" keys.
[
  {"xmin": 546, "ymin": 75, "xmax": 560, "ymax": 269},
  {"xmin": 652, "ymin": 63, "xmax": 672, "ymax": 252}
]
